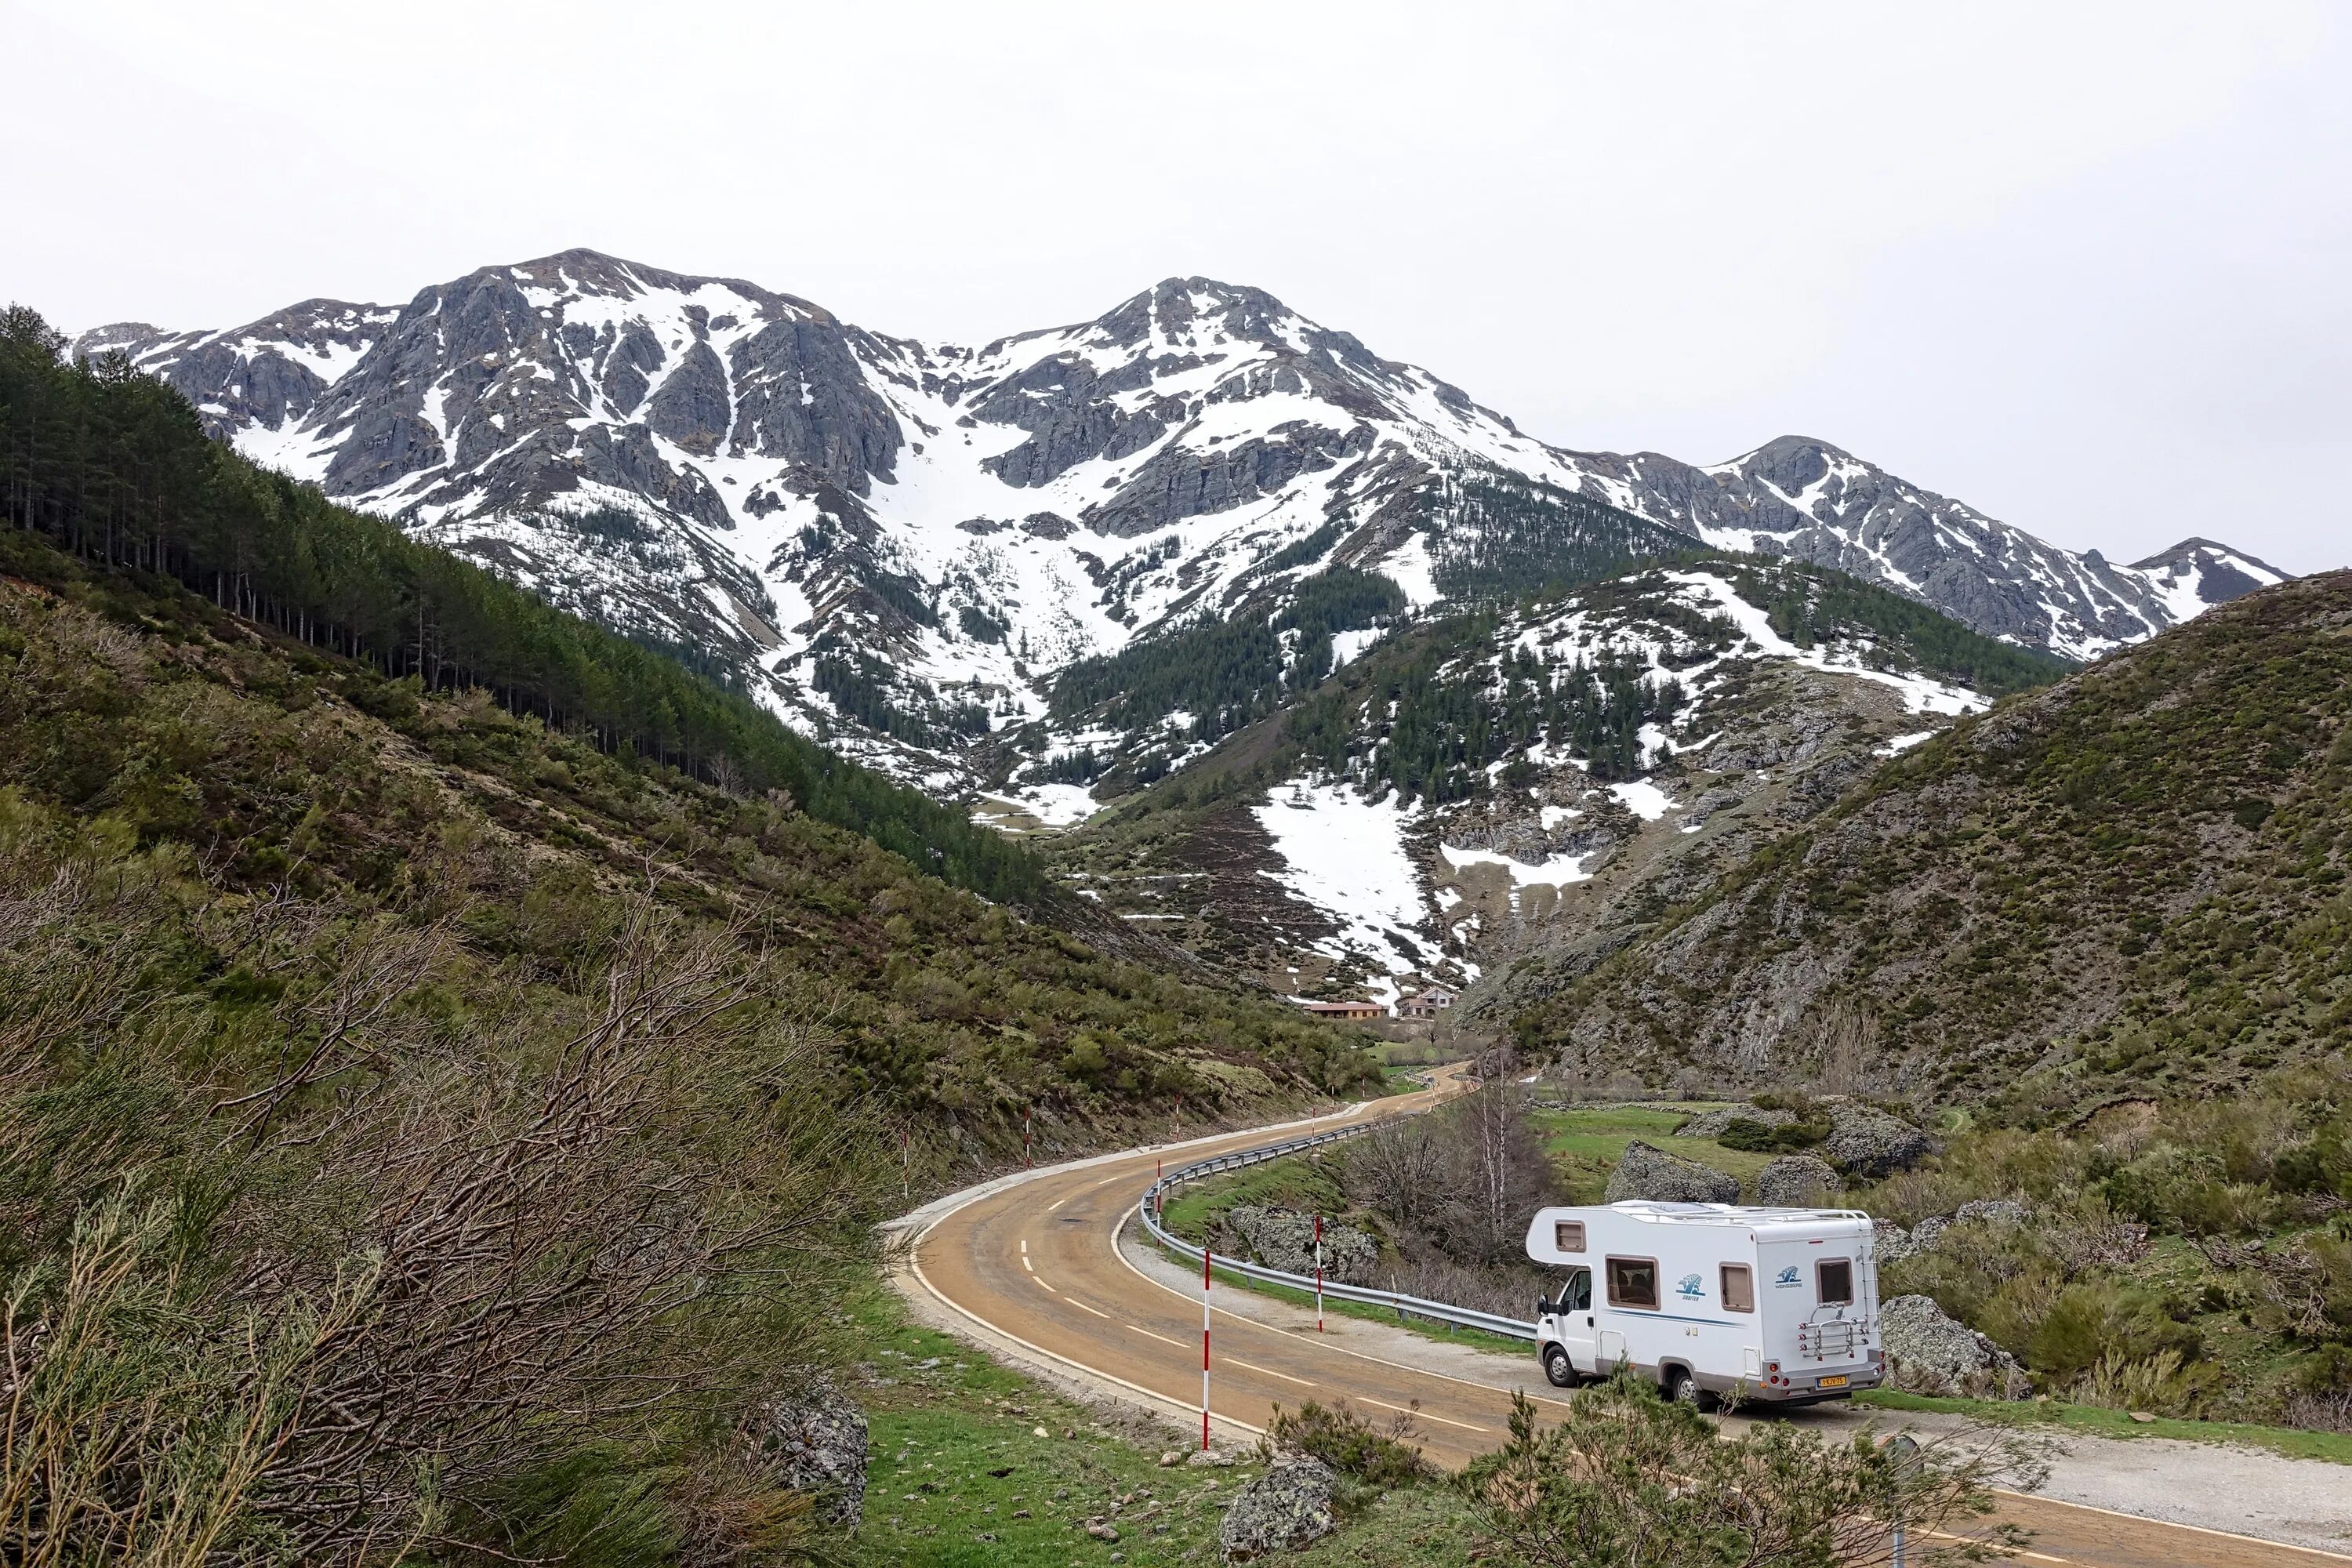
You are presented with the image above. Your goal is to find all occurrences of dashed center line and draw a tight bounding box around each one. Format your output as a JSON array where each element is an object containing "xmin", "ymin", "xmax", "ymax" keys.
[
  {"xmin": 1355, "ymin": 1396, "xmax": 1488, "ymax": 1433},
  {"xmin": 1224, "ymin": 1357, "xmax": 1315, "ymax": 1388},
  {"xmin": 1926, "ymin": 1528, "xmax": 2071, "ymax": 1565},
  {"xmin": 1126, "ymin": 1323, "xmax": 1187, "ymax": 1348},
  {"xmin": 1063, "ymin": 1297, "xmax": 1112, "ymax": 1320}
]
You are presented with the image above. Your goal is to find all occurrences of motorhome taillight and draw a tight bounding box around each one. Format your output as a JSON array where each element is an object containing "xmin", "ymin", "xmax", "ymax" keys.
[{"xmin": 1762, "ymin": 1359, "xmax": 1784, "ymax": 1388}]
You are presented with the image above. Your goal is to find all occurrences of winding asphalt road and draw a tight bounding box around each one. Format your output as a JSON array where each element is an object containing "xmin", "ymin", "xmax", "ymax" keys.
[{"xmin": 897, "ymin": 1076, "xmax": 2347, "ymax": 1567}]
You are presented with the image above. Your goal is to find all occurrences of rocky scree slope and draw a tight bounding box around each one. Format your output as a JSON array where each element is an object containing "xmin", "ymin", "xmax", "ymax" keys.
[
  {"xmin": 1519, "ymin": 571, "xmax": 2352, "ymax": 1114},
  {"xmin": 1044, "ymin": 556, "xmax": 2065, "ymax": 1007},
  {"xmin": 74, "ymin": 249, "xmax": 2282, "ymax": 797}
]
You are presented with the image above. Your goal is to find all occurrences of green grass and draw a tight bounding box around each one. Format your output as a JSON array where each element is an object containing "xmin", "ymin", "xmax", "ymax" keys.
[
  {"xmin": 1531, "ymin": 1102, "xmax": 1780, "ymax": 1203},
  {"xmin": 1149, "ymin": 1167, "xmax": 1535, "ymax": 1357},
  {"xmin": 850, "ymin": 1290, "xmax": 1258, "ymax": 1566},
  {"xmin": 1853, "ymin": 1389, "xmax": 2352, "ymax": 1467},
  {"xmin": 848, "ymin": 1286, "xmax": 1484, "ymax": 1564},
  {"xmin": 1156, "ymin": 1154, "xmax": 1350, "ymax": 1244}
]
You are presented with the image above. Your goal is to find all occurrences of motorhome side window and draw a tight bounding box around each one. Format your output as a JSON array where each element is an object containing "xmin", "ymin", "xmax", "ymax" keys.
[
  {"xmin": 1817, "ymin": 1258, "xmax": 1854, "ymax": 1305},
  {"xmin": 1562, "ymin": 1269, "xmax": 1591, "ymax": 1312},
  {"xmin": 1553, "ymin": 1221, "xmax": 1586, "ymax": 1253},
  {"xmin": 1720, "ymin": 1264, "xmax": 1754, "ymax": 1312},
  {"xmin": 1604, "ymin": 1257, "xmax": 1660, "ymax": 1310}
]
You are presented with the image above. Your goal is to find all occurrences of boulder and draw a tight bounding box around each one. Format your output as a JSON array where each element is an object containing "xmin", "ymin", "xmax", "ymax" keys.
[
  {"xmin": 1756, "ymin": 1154, "xmax": 1841, "ymax": 1207},
  {"xmin": 1674, "ymin": 1104, "xmax": 1797, "ymax": 1140},
  {"xmin": 1220, "ymin": 1451, "xmax": 1339, "ymax": 1561},
  {"xmin": 1874, "ymin": 1214, "xmax": 1946, "ymax": 1264},
  {"xmin": 1878, "ymin": 1294, "xmax": 2029, "ymax": 1399},
  {"xmin": 1823, "ymin": 1105, "xmax": 1933, "ymax": 1179},
  {"xmin": 1955, "ymin": 1198, "xmax": 2027, "ymax": 1228},
  {"xmin": 1606, "ymin": 1141, "xmax": 1739, "ymax": 1204},
  {"xmin": 1215, "ymin": 1207, "xmax": 1378, "ymax": 1285},
  {"xmin": 749, "ymin": 1378, "xmax": 869, "ymax": 1527}
]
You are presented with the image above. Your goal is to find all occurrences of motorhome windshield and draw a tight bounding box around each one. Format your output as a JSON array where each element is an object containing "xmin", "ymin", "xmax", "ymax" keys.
[{"xmin": 1549, "ymin": 1269, "xmax": 1591, "ymax": 1313}]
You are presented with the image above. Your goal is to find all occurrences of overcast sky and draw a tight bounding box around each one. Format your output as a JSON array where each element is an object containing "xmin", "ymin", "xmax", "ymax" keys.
[{"xmin": 7, "ymin": 1, "xmax": 2344, "ymax": 572}]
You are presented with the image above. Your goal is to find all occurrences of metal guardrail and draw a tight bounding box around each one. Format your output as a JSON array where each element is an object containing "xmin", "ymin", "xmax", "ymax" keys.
[{"xmin": 1139, "ymin": 1117, "xmax": 1540, "ymax": 1343}]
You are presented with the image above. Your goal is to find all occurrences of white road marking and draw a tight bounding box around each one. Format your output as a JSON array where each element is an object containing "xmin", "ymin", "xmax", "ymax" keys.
[
  {"xmin": 902, "ymin": 1248, "xmax": 1263, "ymax": 1439},
  {"xmin": 1985, "ymin": 1491, "xmax": 2352, "ymax": 1563},
  {"xmin": 1355, "ymin": 1395, "xmax": 1488, "ymax": 1432},
  {"xmin": 1064, "ymin": 1297, "xmax": 1112, "ymax": 1320},
  {"xmin": 1924, "ymin": 1526, "xmax": 2071, "ymax": 1564},
  {"xmin": 1225, "ymin": 1357, "xmax": 1315, "ymax": 1388},
  {"xmin": 1126, "ymin": 1323, "xmax": 1188, "ymax": 1348},
  {"xmin": 1111, "ymin": 1202, "xmax": 1577, "ymax": 1413}
]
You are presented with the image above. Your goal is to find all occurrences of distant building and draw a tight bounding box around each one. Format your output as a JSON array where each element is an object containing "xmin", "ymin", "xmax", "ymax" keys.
[
  {"xmin": 1296, "ymin": 999, "xmax": 1385, "ymax": 1021},
  {"xmin": 1395, "ymin": 985, "xmax": 1458, "ymax": 1021}
]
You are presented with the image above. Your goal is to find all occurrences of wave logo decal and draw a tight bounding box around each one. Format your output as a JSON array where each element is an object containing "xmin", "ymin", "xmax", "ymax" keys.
[
  {"xmin": 1774, "ymin": 1265, "xmax": 1803, "ymax": 1287},
  {"xmin": 1675, "ymin": 1272, "xmax": 1706, "ymax": 1301}
]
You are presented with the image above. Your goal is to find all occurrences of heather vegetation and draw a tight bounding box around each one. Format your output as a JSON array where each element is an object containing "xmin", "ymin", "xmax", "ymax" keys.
[
  {"xmin": 1522, "ymin": 568, "xmax": 2352, "ymax": 1108},
  {"xmin": 1850, "ymin": 1062, "xmax": 2352, "ymax": 1431}
]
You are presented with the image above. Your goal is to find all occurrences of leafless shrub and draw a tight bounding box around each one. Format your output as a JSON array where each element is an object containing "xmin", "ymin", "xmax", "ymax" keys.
[
  {"xmin": 1344, "ymin": 1078, "xmax": 1559, "ymax": 1269},
  {"xmin": 2, "ymin": 883, "xmax": 880, "ymax": 1565},
  {"xmin": 2282, "ymin": 1386, "xmax": 2352, "ymax": 1435}
]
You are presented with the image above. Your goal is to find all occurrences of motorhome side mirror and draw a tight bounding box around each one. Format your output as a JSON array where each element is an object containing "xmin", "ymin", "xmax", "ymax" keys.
[{"xmin": 1537, "ymin": 1294, "xmax": 1552, "ymax": 1319}]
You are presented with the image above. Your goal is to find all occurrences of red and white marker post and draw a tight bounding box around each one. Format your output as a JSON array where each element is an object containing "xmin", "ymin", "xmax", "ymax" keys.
[
  {"xmin": 1313, "ymin": 1213, "xmax": 1325, "ymax": 1331},
  {"xmin": 1201, "ymin": 1245, "xmax": 1214, "ymax": 1451}
]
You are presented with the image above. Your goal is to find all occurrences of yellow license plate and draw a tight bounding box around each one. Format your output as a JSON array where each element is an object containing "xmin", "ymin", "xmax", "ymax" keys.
[{"xmin": 1817, "ymin": 1374, "xmax": 1849, "ymax": 1388}]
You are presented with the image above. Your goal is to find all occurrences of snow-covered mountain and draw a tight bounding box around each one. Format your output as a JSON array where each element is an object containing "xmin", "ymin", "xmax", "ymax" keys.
[
  {"xmin": 76, "ymin": 248, "xmax": 2286, "ymax": 797},
  {"xmin": 1047, "ymin": 555, "xmax": 2046, "ymax": 1007}
]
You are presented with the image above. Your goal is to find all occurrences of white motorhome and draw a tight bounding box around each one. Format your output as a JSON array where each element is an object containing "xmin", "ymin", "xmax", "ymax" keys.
[{"xmin": 1523, "ymin": 1201, "xmax": 1883, "ymax": 1407}]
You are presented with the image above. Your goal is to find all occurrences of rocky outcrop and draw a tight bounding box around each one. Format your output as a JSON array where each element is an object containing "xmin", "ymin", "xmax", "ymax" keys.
[
  {"xmin": 1675, "ymin": 1104, "xmax": 1796, "ymax": 1140},
  {"xmin": 1823, "ymin": 1105, "xmax": 1933, "ymax": 1179},
  {"xmin": 1756, "ymin": 1154, "xmax": 1841, "ymax": 1207},
  {"xmin": 1878, "ymin": 1294, "xmax": 2029, "ymax": 1399},
  {"xmin": 749, "ymin": 1380, "xmax": 869, "ymax": 1527},
  {"xmin": 1220, "ymin": 1452, "xmax": 1339, "ymax": 1561},
  {"xmin": 1214, "ymin": 1206, "xmax": 1377, "ymax": 1286},
  {"xmin": 1875, "ymin": 1199, "xmax": 2027, "ymax": 1263},
  {"xmin": 1606, "ymin": 1141, "xmax": 1738, "ymax": 1204}
]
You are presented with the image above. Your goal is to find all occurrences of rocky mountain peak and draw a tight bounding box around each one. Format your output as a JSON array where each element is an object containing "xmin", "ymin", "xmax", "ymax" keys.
[{"xmin": 71, "ymin": 253, "xmax": 2288, "ymax": 796}]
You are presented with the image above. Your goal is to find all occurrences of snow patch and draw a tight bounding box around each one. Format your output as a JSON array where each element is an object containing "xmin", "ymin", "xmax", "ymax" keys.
[
  {"xmin": 1608, "ymin": 780, "xmax": 1677, "ymax": 821},
  {"xmin": 1253, "ymin": 782, "xmax": 1442, "ymax": 1001},
  {"xmin": 1439, "ymin": 842, "xmax": 1594, "ymax": 887}
]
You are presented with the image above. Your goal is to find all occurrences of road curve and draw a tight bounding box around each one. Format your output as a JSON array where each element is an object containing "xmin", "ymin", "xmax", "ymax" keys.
[{"xmin": 896, "ymin": 1078, "xmax": 2346, "ymax": 1568}]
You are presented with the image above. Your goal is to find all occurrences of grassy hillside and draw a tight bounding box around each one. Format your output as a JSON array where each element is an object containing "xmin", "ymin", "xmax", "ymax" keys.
[
  {"xmin": 1522, "ymin": 568, "xmax": 2352, "ymax": 1113},
  {"xmin": 0, "ymin": 318, "xmax": 1382, "ymax": 1559}
]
